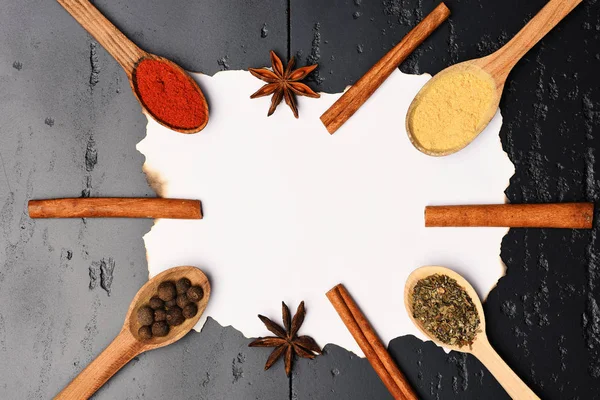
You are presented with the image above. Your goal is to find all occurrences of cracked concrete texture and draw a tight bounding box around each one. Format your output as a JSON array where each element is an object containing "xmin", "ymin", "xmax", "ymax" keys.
[
  {"xmin": 0, "ymin": 1, "xmax": 289, "ymax": 398},
  {"xmin": 0, "ymin": 2, "xmax": 154, "ymax": 397},
  {"xmin": 1, "ymin": 0, "xmax": 599, "ymax": 398}
]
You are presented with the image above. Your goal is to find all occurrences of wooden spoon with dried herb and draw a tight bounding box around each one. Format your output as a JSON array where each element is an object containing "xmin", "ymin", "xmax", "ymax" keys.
[{"xmin": 404, "ymin": 266, "xmax": 540, "ymax": 400}]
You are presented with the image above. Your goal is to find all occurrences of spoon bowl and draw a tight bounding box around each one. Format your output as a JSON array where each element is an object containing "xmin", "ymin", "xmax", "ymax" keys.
[
  {"xmin": 126, "ymin": 266, "xmax": 211, "ymax": 348},
  {"xmin": 404, "ymin": 266, "xmax": 539, "ymax": 399},
  {"xmin": 406, "ymin": 0, "xmax": 581, "ymax": 156},
  {"xmin": 405, "ymin": 61, "xmax": 501, "ymax": 157},
  {"xmin": 404, "ymin": 265, "xmax": 485, "ymax": 353},
  {"xmin": 130, "ymin": 55, "xmax": 209, "ymax": 134},
  {"xmin": 56, "ymin": 266, "xmax": 210, "ymax": 399}
]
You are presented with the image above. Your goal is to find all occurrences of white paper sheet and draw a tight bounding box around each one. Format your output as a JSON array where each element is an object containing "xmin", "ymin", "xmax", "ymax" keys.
[{"xmin": 137, "ymin": 69, "xmax": 514, "ymax": 356}]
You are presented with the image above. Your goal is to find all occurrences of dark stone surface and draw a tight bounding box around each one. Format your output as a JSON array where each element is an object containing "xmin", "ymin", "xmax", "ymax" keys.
[
  {"xmin": 0, "ymin": 0, "xmax": 599, "ymax": 398},
  {"xmin": 295, "ymin": 337, "xmax": 506, "ymax": 399},
  {"xmin": 292, "ymin": 0, "xmax": 600, "ymax": 398},
  {"xmin": 92, "ymin": 0, "xmax": 288, "ymax": 74}
]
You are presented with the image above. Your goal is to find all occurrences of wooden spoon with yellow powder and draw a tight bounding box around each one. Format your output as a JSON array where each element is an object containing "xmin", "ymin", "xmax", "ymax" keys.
[{"xmin": 406, "ymin": 0, "xmax": 582, "ymax": 156}]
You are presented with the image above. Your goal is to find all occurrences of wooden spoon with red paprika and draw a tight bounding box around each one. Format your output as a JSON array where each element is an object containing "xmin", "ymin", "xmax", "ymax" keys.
[{"xmin": 57, "ymin": 0, "xmax": 209, "ymax": 134}]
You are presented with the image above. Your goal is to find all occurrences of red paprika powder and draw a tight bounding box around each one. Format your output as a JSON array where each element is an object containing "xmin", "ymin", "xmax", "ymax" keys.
[{"xmin": 133, "ymin": 59, "xmax": 207, "ymax": 131}]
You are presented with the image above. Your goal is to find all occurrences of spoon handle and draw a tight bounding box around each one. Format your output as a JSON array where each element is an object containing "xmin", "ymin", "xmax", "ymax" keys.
[
  {"xmin": 55, "ymin": 330, "xmax": 142, "ymax": 400},
  {"xmin": 485, "ymin": 0, "xmax": 581, "ymax": 82},
  {"xmin": 474, "ymin": 338, "xmax": 540, "ymax": 400},
  {"xmin": 57, "ymin": 0, "xmax": 145, "ymax": 74}
]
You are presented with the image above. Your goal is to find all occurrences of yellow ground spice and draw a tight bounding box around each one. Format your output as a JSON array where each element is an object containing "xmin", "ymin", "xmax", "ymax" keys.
[{"xmin": 407, "ymin": 66, "xmax": 497, "ymax": 154}]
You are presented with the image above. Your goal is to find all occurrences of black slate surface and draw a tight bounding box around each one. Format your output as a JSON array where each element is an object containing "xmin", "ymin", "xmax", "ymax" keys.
[{"xmin": 1, "ymin": 0, "xmax": 599, "ymax": 398}]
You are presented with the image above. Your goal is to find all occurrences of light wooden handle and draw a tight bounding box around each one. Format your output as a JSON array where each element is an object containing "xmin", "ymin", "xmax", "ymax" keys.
[
  {"xmin": 56, "ymin": 0, "xmax": 145, "ymax": 73},
  {"xmin": 425, "ymin": 203, "xmax": 593, "ymax": 228},
  {"xmin": 55, "ymin": 330, "xmax": 142, "ymax": 400},
  {"xmin": 486, "ymin": 0, "xmax": 581, "ymax": 79},
  {"xmin": 320, "ymin": 3, "xmax": 450, "ymax": 134},
  {"xmin": 29, "ymin": 198, "xmax": 203, "ymax": 219},
  {"xmin": 474, "ymin": 338, "xmax": 540, "ymax": 400}
]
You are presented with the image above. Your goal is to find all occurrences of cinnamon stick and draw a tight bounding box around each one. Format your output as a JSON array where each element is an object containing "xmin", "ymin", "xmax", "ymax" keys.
[
  {"xmin": 29, "ymin": 198, "xmax": 202, "ymax": 219},
  {"xmin": 327, "ymin": 284, "xmax": 418, "ymax": 400},
  {"xmin": 320, "ymin": 3, "xmax": 450, "ymax": 134},
  {"xmin": 425, "ymin": 203, "xmax": 594, "ymax": 228}
]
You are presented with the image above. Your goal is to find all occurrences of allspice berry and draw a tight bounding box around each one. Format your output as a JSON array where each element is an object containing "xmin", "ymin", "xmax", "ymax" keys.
[
  {"xmin": 137, "ymin": 306, "xmax": 154, "ymax": 326},
  {"xmin": 154, "ymin": 308, "xmax": 167, "ymax": 322},
  {"xmin": 183, "ymin": 303, "xmax": 198, "ymax": 319},
  {"xmin": 152, "ymin": 321, "xmax": 170, "ymax": 337},
  {"xmin": 187, "ymin": 286, "xmax": 204, "ymax": 302},
  {"xmin": 158, "ymin": 281, "xmax": 177, "ymax": 302},
  {"xmin": 149, "ymin": 296, "xmax": 164, "ymax": 310},
  {"xmin": 165, "ymin": 298, "xmax": 178, "ymax": 308},
  {"xmin": 176, "ymin": 278, "xmax": 192, "ymax": 294},
  {"xmin": 166, "ymin": 306, "xmax": 185, "ymax": 326},
  {"xmin": 138, "ymin": 325, "xmax": 152, "ymax": 340},
  {"xmin": 176, "ymin": 293, "xmax": 191, "ymax": 309}
]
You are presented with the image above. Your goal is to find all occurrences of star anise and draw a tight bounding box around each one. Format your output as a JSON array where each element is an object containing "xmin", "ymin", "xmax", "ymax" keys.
[
  {"xmin": 249, "ymin": 51, "xmax": 320, "ymax": 118},
  {"xmin": 249, "ymin": 301, "xmax": 322, "ymax": 376}
]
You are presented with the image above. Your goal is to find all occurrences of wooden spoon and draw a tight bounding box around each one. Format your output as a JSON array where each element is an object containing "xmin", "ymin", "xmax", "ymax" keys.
[
  {"xmin": 55, "ymin": 266, "xmax": 211, "ymax": 400},
  {"xmin": 404, "ymin": 266, "xmax": 540, "ymax": 400},
  {"xmin": 57, "ymin": 0, "xmax": 209, "ymax": 134},
  {"xmin": 405, "ymin": 0, "xmax": 581, "ymax": 156}
]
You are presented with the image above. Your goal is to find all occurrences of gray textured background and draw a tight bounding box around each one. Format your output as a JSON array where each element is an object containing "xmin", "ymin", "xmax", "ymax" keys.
[{"xmin": 1, "ymin": 0, "xmax": 598, "ymax": 399}]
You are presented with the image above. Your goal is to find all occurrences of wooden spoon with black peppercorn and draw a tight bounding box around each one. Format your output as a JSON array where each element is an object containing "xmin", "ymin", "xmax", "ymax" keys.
[
  {"xmin": 404, "ymin": 266, "xmax": 539, "ymax": 399},
  {"xmin": 55, "ymin": 266, "xmax": 210, "ymax": 400}
]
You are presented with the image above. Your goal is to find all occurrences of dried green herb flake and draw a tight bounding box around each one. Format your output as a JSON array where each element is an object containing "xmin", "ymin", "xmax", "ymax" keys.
[{"xmin": 412, "ymin": 274, "xmax": 480, "ymax": 348}]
